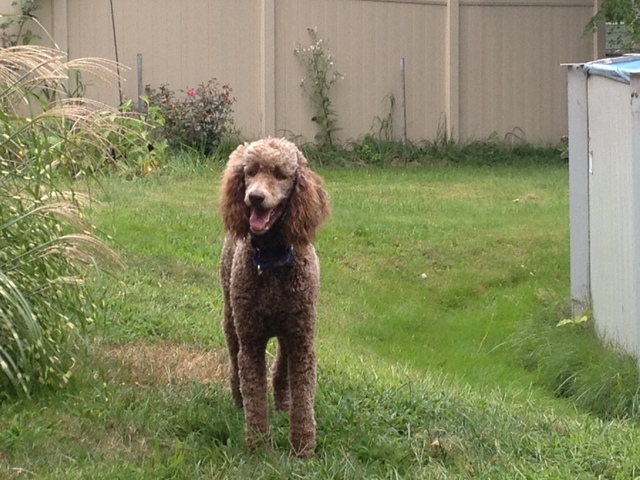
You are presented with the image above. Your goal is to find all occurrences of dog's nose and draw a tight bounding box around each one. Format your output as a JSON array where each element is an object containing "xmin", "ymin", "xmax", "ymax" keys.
[{"xmin": 248, "ymin": 191, "xmax": 265, "ymax": 206}]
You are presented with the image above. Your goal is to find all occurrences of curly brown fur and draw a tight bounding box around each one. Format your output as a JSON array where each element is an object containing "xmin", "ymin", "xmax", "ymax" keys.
[{"xmin": 219, "ymin": 137, "xmax": 330, "ymax": 458}]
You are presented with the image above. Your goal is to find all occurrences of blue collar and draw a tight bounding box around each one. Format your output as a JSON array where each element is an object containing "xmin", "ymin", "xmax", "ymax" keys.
[{"xmin": 251, "ymin": 239, "xmax": 294, "ymax": 271}]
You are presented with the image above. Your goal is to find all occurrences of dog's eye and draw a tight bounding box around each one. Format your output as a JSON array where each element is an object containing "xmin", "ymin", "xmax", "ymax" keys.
[
  {"xmin": 245, "ymin": 165, "xmax": 258, "ymax": 177},
  {"xmin": 273, "ymin": 168, "xmax": 288, "ymax": 180}
]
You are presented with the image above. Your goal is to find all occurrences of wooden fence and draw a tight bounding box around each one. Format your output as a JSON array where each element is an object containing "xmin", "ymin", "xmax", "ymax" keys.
[{"xmin": 3, "ymin": 0, "xmax": 602, "ymax": 144}]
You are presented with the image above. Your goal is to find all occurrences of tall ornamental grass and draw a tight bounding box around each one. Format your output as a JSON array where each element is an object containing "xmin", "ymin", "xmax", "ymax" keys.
[{"xmin": 0, "ymin": 44, "xmax": 143, "ymax": 399}]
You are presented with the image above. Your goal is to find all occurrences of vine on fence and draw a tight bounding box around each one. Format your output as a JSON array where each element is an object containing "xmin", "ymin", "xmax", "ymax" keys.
[{"xmin": 294, "ymin": 27, "xmax": 344, "ymax": 147}]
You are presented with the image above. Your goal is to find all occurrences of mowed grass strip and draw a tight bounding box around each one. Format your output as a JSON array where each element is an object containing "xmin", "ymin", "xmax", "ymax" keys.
[
  {"xmin": 1, "ymin": 356, "xmax": 639, "ymax": 478},
  {"xmin": 320, "ymin": 165, "xmax": 569, "ymax": 388}
]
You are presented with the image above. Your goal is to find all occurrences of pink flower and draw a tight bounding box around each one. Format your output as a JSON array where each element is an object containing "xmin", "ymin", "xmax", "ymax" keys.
[{"xmin": 187, "ymin": 89, "xmax": 196, "ymax": 97}]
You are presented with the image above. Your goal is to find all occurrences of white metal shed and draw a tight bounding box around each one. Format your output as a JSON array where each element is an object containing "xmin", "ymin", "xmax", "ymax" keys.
[{"xmin": 568, "ymin": 56, "xmax": 640, "ymax": 363}]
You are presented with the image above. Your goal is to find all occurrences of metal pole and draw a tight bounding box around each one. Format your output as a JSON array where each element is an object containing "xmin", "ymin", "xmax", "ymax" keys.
[
  {"xmin": 401, "ymin": 57, "xmax": 407, "ymax": 143},
  {"xmin": 137, "ymin": 53, "xmax": 144, "ymax": 112},
  {"xmin": 109, "ymin": 0, "xmax": 123, "ymax": 105}
]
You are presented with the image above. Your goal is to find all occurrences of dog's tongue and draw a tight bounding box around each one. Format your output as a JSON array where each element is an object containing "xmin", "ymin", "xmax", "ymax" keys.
[{"xmin": 250, "ymin": 208, "xmax": 272, "ymax": 232}]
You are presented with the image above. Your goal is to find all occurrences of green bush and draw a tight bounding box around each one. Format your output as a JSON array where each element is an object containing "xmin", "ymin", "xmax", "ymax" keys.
[{"xmin": 145, "ymin": 79, "xmax": 235, "ymax": 155}]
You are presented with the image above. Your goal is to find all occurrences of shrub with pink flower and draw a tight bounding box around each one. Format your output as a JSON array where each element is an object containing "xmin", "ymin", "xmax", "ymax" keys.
[{"xmin": 145, "ymin": 78, "xmax": 235, "ymax": 154}]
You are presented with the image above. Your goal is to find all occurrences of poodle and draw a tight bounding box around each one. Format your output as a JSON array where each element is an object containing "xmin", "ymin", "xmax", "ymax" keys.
[{"xmin": 219, "ymin": 137, "xmax": 330, "ymax": 458}]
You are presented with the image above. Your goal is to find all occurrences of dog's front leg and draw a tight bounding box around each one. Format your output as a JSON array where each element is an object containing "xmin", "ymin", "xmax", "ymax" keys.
[
  {"xmin": 238, "ymin": 337, "xmax": 269, "ymax": 451},
  {"xmin": 286, "ymin": 335, "xmax": 317, "ymax": 458}
]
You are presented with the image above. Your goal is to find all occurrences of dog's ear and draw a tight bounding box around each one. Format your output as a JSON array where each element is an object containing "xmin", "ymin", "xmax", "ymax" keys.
[
  {"xmin": 220, "ymin": 144, "xmax": 250, "ymax": 237},
  {"xmin": 284, "ymin": 149, "xmax": 331, "ymax": 246}
]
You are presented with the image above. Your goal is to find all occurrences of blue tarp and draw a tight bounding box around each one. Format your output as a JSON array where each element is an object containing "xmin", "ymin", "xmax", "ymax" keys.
[{"xmin": 584, "ymin": 55, "xmax": 640, "ymax": 84}]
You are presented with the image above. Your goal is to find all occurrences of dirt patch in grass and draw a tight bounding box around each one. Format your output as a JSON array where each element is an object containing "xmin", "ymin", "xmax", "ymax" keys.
[
  {"xmin": 101, "ymin": 341, "xmax": 228, "ymax": 387},
  {"xmin": 513, "ymin": 192, "xmax": 542, "ymax": 202}
]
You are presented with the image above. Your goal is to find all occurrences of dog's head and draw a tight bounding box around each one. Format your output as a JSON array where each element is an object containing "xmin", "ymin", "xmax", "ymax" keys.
[{"xmin": 220, "ymin": 138, "xmax": 330, "ymax": 246}]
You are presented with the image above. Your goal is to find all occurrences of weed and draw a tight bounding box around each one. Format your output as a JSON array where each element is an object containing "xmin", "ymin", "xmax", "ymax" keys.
[
  {"xmin": 511, "ymin": 305, "xmax": 640, "ymax": 420},
  {"xmin": 372, "ymin": 93, "xmax": 396, "ymax": 142},
  {"xmin": 297, "ymin": 135, "xmax": 563, "ymax": 168}
]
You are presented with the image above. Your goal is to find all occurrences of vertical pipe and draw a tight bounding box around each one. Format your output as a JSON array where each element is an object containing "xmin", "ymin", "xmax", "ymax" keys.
[
  {"xmin": 137, "ymin": 53, "xmax": 144, "ymax": 112},
  {"xmin": 446, "ymin": 0, "xmax": 460, "ymax": 139},
  {"xmin": 109, "ymin": 0, "xmax": 123, "ymax": 105},
  {"xmin": 401, "ymin": 57, "xmax": 407, "ymax": 143}
]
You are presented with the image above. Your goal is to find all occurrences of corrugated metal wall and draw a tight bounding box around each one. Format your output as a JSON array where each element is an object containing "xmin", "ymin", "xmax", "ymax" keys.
[
  {"xmin": 2, "ymin": 0, "xmax": 600, "ymax": 144},
  {"xmin": 585, "ymin": 74, "xmax": 640, "ymax": 358}
]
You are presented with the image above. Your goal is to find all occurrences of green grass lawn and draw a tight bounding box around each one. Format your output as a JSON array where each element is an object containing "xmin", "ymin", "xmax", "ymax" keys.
[
  {"xmin": 93, "ymin": 164, "xmax": 570, "ymax": 388},
  {"xmin": 2, "ymin": 161, "xmax": 640, "ymax": 478},
  {"xmin": 319, "ymin": 166, "xmax": 569, "ymax": 388}
]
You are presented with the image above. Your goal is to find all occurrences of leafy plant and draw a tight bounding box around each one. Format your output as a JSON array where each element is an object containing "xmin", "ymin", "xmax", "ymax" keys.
[
  {"xmin": 0, "ymin": 0, "xmax": 43, "ymax": 47},
  {"xmin": 353, "ymin": 134, "xmax": 385, "ymax": 165},
  {"xmin": 0, "ymin": 46, "xmax": 166, "ymax": 180},
  {"xmin": 556, "ymin": 311, "xmax": 590, "ymax": 327},
  {"xmin": 101, "ymin": 98, "xmax": 168, "ymax": 177},
  {"xmin": 294, "ymin": 27, "xmax": 344, "ymax": 147},
  {"xmin": 558, "ymin": 135, "xmax": 569, "ymax": 162},
  {"xmin": 587, "ymin": 0, "xmax": 640, "ymax": 52},
  {"xmin": 145, "ymin": 79, "xmax": 235, "ymax": 155}
]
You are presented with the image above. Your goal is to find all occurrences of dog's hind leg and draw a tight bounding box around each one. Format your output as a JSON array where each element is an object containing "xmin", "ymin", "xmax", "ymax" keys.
[
  {"xmin": 272, "ymin": 337, "xmax": 290, "ymax": 412},
  {"xmin": 222, "ymin": 301, "xmax": 242, "ymax": 408}
]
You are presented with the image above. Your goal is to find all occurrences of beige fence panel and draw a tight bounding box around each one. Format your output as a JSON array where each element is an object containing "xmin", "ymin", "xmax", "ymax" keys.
[
  {"xmin": 275, "ymin": 0, "xmax": 448, "ymax": 143},
  {"xmin": 458, "ymin": 1, "xmax": 597, "ymax": 142},
  {"xmin": 4, "ymin": 0, "xmax": 600, "ymax": 144},
  {"xmin": 61, "ymin": 0, "xmax": 266, "ymax": 138}
]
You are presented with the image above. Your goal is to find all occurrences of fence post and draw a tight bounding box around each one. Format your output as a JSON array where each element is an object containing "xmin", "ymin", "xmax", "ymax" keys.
[
  {"xmin": 401, "ymin": 58, "xmax": 407, "ymax": 143},
  {"xmin": 445, "ymin": 0, "xmax": 460, "ymax": 139},
  {"xmin": 137, "ymin": 53, "xmax": 144, "ymax": 112},
  {"xmin": 51, "ymin": 0, "xmax": 68, "ymax": 54},
  {"xmin": 591, "ymin": 0, "xmax": 605, "ymax": 59},
  {"xmin": 261, "ymin": 0, "xmax": 276, "ymax": 137}
]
